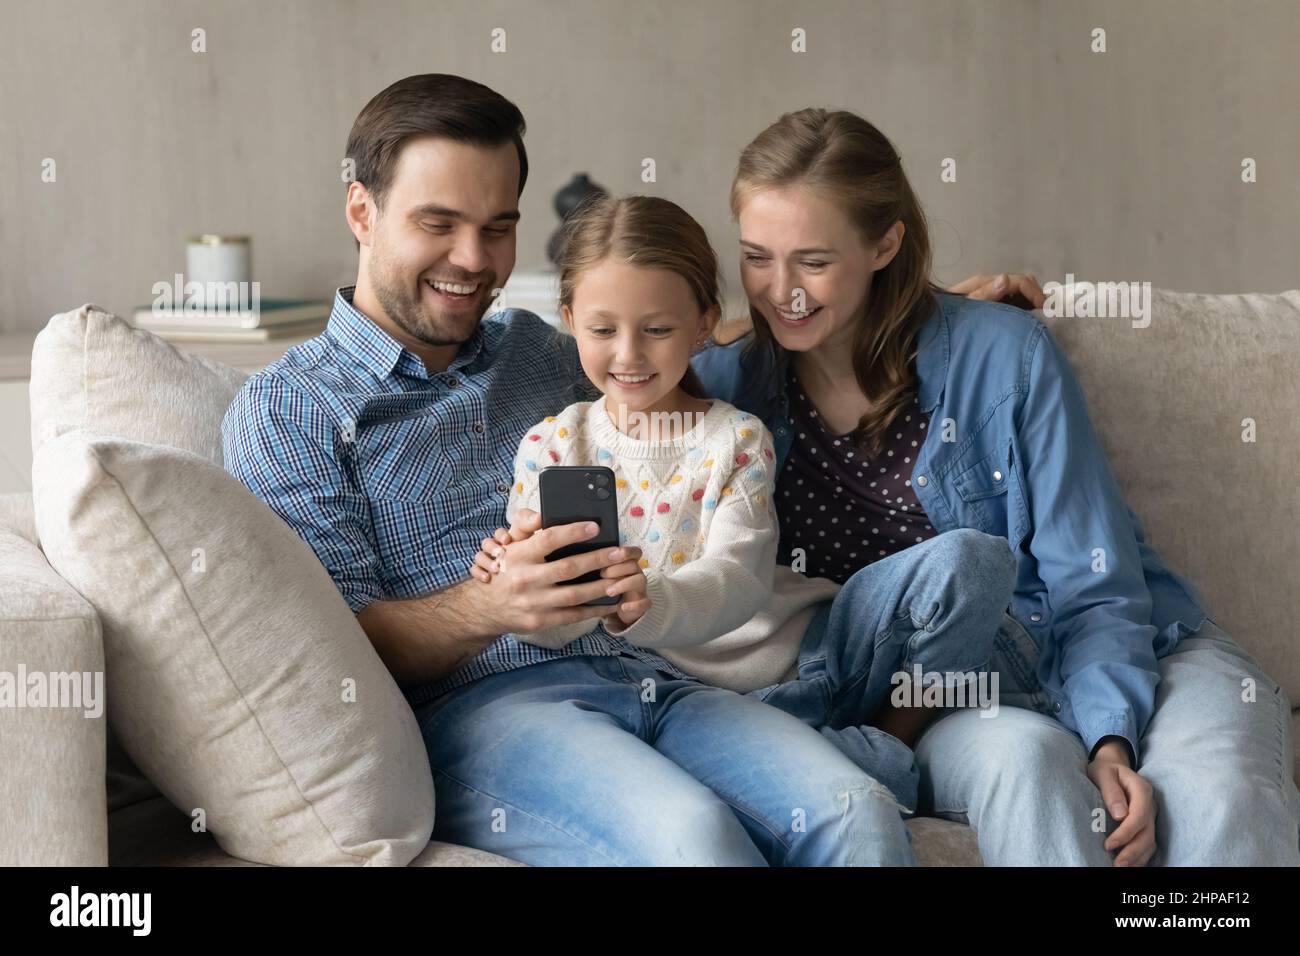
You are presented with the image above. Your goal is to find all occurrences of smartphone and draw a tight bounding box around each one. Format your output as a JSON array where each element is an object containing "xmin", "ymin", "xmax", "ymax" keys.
[{"xmin": 538, "ymin": 465, "xmax": 621, "ymax": 606}]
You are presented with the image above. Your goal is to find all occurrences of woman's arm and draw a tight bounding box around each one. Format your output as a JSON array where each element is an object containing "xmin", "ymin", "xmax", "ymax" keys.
[{"xmin": 1017, "ymin": 321, "xmax": 1161, "ymax": 766}]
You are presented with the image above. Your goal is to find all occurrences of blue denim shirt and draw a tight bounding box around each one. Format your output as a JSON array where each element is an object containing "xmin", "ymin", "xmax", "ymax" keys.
[{"xmin": 690, "ymin": 293, "xmax": 1208, "ymax": 764}]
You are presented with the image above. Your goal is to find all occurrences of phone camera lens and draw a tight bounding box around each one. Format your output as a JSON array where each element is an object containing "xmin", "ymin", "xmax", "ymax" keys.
[
  {"xmin": 595, "ymin": 473, "xmax": 610, "ymax": 487},
  {"xmin": 595, "ymin": 488, "xmax": 611, "ymax": 500}
]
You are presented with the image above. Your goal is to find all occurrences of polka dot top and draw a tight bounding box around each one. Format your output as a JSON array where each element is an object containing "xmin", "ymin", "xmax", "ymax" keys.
[{"xmin": 776, "ymin": 365, "xmax": 937, "ymax": 584}]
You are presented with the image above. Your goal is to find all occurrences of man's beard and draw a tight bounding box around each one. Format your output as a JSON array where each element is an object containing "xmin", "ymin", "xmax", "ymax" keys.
[{"xmin": 371, "ymin": 254, "xmax": 491, "ymax": 348}]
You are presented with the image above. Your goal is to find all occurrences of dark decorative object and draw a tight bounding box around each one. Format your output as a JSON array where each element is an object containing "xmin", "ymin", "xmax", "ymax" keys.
[{"xmin": 546, "ymin": 173, "xmax": 608, "ymax": 264}]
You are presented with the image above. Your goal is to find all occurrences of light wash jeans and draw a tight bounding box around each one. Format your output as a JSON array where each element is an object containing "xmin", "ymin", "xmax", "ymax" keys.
[
  {"xmin": 414, "ymin": 652, "xmax": 915, "ymax": 865},
  {"xmin": 750, "ymin": 528, "xmax": 1017, "ymax": 817},
  {"xmin": 915, "ymin": 611, "xmax": 1300, "ymax": 865}
]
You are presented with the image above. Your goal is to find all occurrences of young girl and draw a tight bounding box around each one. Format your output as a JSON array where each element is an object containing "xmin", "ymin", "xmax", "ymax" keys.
[
  {"xmin": 473, "ymin": 195, "xmax": 807, "ymax": 660},
  {"xmin": 469, "ymin": 194, "xmax": 1001, "ymax": 814}
]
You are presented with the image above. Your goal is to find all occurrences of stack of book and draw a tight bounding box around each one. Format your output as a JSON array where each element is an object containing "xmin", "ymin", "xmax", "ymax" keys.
[{"xmin": 130, "ymin": 299, "xmax": 330, "ymax": 343}]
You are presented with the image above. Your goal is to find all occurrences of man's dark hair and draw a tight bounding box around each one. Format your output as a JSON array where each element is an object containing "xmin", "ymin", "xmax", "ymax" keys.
[{"xmin": 345, "ymin": 73, "xmax": 528, "ymax": 214}]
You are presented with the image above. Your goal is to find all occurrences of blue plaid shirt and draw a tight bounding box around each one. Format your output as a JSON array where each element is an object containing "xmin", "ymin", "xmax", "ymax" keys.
[{"xmin": 221, "ymin": 287, "xmax": 692, "ymax": 705}]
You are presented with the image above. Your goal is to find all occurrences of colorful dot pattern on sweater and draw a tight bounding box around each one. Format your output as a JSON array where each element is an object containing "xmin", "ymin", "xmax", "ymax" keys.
[{"xmin": 506, "ymin": 399, "xmax": 778, "ymax": 580}]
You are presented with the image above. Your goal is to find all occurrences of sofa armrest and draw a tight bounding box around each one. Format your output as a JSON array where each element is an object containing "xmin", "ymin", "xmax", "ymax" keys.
[{"xmin": 0, "ymin": 527, "xmax": 107, "ymax": 865}]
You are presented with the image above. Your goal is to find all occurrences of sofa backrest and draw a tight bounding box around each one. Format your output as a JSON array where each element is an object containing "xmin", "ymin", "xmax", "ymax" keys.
[
  {"xmin": 1042, "ymin": 288, "xmax": 1300, "ymax": 704},
  {"xmin": 28, "ymin": 294, "xmax": 1300, "ymax": 705}
]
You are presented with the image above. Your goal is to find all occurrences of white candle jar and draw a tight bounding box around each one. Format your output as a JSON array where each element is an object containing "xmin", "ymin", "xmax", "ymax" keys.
[{"xmin": 186, "ymin": 235, "xmax": 252, "ymax": 308}]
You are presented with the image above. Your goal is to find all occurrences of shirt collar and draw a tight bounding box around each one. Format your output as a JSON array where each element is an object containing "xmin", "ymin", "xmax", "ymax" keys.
[
  {"xmin": 325, "ymin": 285, "xmax": 486, "ymax": 382},
  {"xmin": 914, "ymin": 294, "xmax": 951, "ymax": 413}
]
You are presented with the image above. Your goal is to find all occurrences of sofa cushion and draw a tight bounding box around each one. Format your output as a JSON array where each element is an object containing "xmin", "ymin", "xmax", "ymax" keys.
[
  {"xmin": 30, "ymin": 304, "xmax": 247, "ymax": 466},
  {"xmin": 104, "ymin": 793, "xmax": 976, "ymax": 867},
  {"xmin": 0, "ymin": 492, "xmax": 37, "ymax": 545},
  {"xmin": 0, "ymin": 521, "xmax": 107, "ymax": 865},
  {"xmin": 108, "ymin": 797, "xmax": 521, "ymax": 868},
  {"xmin": 29, "ymin": 307, "xmax": 252, "ymax": 812},
  {"xmin": 32, "ymin": 432, "xmax": 435, "ymax": 866},
  {"xmin": 1042, "ymin": 289, "xmax": 1300, "ymax": 704}
]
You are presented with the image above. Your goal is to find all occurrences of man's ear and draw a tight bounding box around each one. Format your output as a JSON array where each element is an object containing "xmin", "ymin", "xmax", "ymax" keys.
[
  {"xmin": 871, "ymin": 220, "xmax": 906, "ymax": 271},
  {"xmin": 345, "ymin": 182, "xmax": 376, "ymax": 248}
]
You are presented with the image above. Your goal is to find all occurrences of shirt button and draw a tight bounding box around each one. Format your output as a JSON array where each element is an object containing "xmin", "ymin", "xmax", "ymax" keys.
[
  {"xmin": 993, "ymin": 469, "xmax": 1003, "ymax": 482},
  {"xmin": 1030, "ymin": 612, "xmax": 1042, "ymax": 622},
  {"xmin": 1052, "ymin": 701, "xmax": 1062, "ymax": 713},
  {"xmin": 916, "ymin": 475, "xmax": 928, "ymax": 487},
  {"xmin": 777, "ymin": 427, "xmax": 787, "ymax": 436},
  {"xmin": 444, "ymin": 376, "xmax": 459, "ymax": 387},
  {"xmin": 496, "ymin": 481, "xmax": 509, "ymax": 494},
  {"xmin": 473, "ymin": 422, "xmax": 485, "ymax": 434}
]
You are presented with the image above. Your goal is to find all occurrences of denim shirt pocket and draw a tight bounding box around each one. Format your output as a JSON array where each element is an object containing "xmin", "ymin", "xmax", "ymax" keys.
[{"xmin": 952, "ymin": 439, "xmax": 1011, "ymax": 537}]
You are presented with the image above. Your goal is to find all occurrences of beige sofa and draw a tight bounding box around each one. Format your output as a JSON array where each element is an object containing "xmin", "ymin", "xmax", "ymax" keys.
[{"xmin": 2, "ymin": 287, "xmax": 1297, "ymax": 866}]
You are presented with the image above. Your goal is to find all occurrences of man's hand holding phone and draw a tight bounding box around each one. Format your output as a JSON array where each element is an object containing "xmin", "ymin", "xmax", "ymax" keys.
[{"xmin": 467, "ymin": 508, "xmax": 649, "ymax": 629}]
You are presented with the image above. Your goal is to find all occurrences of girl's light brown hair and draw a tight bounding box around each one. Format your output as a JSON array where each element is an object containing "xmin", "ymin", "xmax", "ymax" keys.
[
  {"xmin": 730, "ymin": 108, "xmax": 943, "ymax": 457},
  {"xmin": 556, "ymin": 195, "xmax": 717, "ymax": 400}
]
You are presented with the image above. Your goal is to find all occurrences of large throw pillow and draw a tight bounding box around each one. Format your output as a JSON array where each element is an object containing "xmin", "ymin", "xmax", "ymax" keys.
[
  {"xmin": 32, "ymin": 431, "xmax": 435, "ymax": 866},
  {"xmin": 30, "ymin": 305, "xmax": 251, "ymax": 814},
  {"xmin": 30, "ymin": 304, "xmax": 248, "ymax": 465}
]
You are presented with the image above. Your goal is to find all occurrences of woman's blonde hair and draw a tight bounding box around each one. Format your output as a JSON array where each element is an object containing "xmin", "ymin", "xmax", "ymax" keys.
[
  {"xmin": 556, "ymin": 195, "xmax": 717, "ymax": 399},
  {"xmin": 731, "ymin": 108, "xmax": 942, "ymax": 456}
]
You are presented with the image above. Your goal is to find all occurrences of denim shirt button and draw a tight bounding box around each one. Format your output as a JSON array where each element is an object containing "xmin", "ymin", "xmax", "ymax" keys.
[
  {"xmin": 916, "ymin": 475, "xmax": 928, "ymax": 487},
  {"xmin": 993, "ymin": 469, "xmax": 1003, "ymax": 482},
  {"xmin": 1030, "ymin": 612, "xmax": 1042, "ymax": 622},
  {"xmin": 1052, "ymin": 701, "xmax": 1062, "ymax": 713}
]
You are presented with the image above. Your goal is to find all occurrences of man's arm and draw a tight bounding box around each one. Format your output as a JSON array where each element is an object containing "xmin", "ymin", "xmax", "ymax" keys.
[
  {"xmin": 361, "ymin": 522, "xmax": 645, "ymax": 685},
  {"xmin": 223, "ymin": 373, "xmax": 641, "ymax": 689},
  {"xmin": 221, "ymin": 376, "xmax": 505, "ymax": 686},
  {"xmin": 356, "ymin": 581, "xmax": 502, "ymax": 686}
]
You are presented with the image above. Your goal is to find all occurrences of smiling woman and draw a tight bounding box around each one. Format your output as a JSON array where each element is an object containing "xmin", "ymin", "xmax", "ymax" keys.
[{"xmin": 687, "ymin": 105, "xmax": 1300, "ymax": 868}]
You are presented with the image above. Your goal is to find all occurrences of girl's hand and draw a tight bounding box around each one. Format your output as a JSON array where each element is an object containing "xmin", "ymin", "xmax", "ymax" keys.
[
  {"xmin": 1087, "ymin": 742, "xmax": 1158, "ymax": 866},
  {"xmin": 601, "ymin": 567, "xmax": 650, "ymax": 630},
  {"xmin": 469, "ymin": 537, "xmax": 506, "ymax": 583},
  {"xmin": 468, "ymin": 510, "xmax": 542, "ymax": 583}
]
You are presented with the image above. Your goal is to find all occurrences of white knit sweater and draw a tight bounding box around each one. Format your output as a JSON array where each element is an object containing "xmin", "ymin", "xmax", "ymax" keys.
[{"xmin": 505, "ymin": 397, "xmax": 841, "ymax": 692}]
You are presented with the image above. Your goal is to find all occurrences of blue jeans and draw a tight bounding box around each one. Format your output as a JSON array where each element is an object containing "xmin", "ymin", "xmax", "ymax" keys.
[
  {"xmin": 915, "ymin": 612, "xmax": 1300, "ymax": 865},
  {"xmin": 749, "ymin": 528, "xmax": 1017, "ymax": 817},
  {"xmin": 414, "ymin": 653, "xmax": 915, "ymax": 865}
]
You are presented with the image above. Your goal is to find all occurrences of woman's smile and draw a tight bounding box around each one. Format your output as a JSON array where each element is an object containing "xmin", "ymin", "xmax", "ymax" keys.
[{"xmin": 772, "ymin": 302, "xmax": 824, "ymax": 327}]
